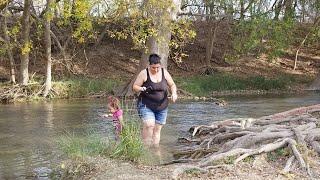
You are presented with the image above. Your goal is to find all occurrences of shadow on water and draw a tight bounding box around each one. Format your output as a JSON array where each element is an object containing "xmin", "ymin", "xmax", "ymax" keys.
[{"xmin": 0, "ymin": 91, "xmax": 319, "ymax": 178}]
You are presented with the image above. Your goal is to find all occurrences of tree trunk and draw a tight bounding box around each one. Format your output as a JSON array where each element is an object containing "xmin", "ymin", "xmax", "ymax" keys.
[
  {"xmin": 284, "ymin": 0, "xmax": 294, "ymax": 20},
  {"xmin": 301, "ymin": 0, "xmax": 306, "ymax": 22},
  {"xmin": 116, "ymin": 0, "xmax": 181, "ymax": 97},
  {"xmin": 204, "ymin": 1, "xmax": 215, "ymax": 67},
  {"xmin": 274, "ymin": 0, "xmax": 283, "ymax": 21},
  {"xmin": 3, "ymin": 5, "xmax": 16, "ymax": 84},
  {"xmin": 20, "ymin": 0, "xmax": 31, "ymax": 85},
  {"xmin": 205, "ymin": 22, "xmax": 218, "ymax": 67},
  {"xmin": 43, "ymin": 0, "xmax": 53, "ymax": 97},
  {"xmin": 240, "ymin": 0, "xmax": 245, "ymax": 20}
]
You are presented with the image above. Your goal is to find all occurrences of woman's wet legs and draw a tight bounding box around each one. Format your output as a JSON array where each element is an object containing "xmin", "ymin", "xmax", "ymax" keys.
[
  {"xmin": 152, "ymin": 124, "xmax": 163, "ymax": 147},
  {"xmin": 142, "ymin": 120, "xmax": 155, "ymax": 147}
]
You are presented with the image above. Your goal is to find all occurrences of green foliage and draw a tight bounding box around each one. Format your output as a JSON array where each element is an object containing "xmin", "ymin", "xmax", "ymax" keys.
[
  {"xmin": 0, "ymin": 41, "xmax": 6, "ymax": 56},
  {"xmin": 247, "ymin": 76, "xmax": 284, "ymax": 90},
  {"xmin": 243, "ymin": 155, "xmax": 255, "ymax": 163},
  {"xmin": 21, "ymin": 41, "xmax": 32, "ymax": 55},
  {"xmin": 170, "ymin": 19, "xmax": 196, "ymax": 63},
  {"xmin": 72, "ymin": 0, "xmax": 94, "ymax": 43},
  {"xmin": 57, "ymin": 0, "xmax": 72, "ymax": 25},
  {"xmin": 105, "ymin": 0, "xmax": 195, "ymax": 62},
  {"xmin": 55, "ymin": 0, "xmax": 95, "ymax": 43},
  {"xmin": 175, "ymin": 74, "xmax": 296, "ymax": 97},
  {"xmin": 57, "ymin": 111, "xmax": 149, "ymax": 163},
  {"xmin": 232, "ymin": 16, "xmax": 294, "ymax": 59},
  {"xmin": 45, "ymin": 2, "xmax": 55, "ymax": 22},
  {"xmin": 185, "ymin": 168, "xmax": 202, "ymax": 175},
  {"xmin": 57, "ymin": 132, "xmax": 107, "ymax": 158},
  {"xmin": 224, "ymin": 155, "xmax": 236, "ymax": 164},
  {"xmin": 266, "ymin": 147, "xmax": 290, "ymax": 162},
  {"xmin": 53, "ymin": 78, "xmax": 121, "ymax": 98},
  {"xmin": 1, "ymin": 22, "xmax": 21, "ymax": 55},
  {"xmin": 304, "ymin": 24, "xmax": 320, "ymax": 48},
  {"xmin": 108, "ymin": 116, "xmax": 147, "ymax": 162},
  {"xmin": 8, "ymin": 23, "xmax": 21, "ymax": 38}
]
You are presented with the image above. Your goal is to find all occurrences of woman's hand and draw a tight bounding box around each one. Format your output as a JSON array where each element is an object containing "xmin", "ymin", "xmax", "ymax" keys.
[
  {"xmin": 140, "ymin": 86, "xmax": 147, "ymax": 92},
  {"xmin": 171, "ymin": 93, "xmax": 178, "ymax": 102}
]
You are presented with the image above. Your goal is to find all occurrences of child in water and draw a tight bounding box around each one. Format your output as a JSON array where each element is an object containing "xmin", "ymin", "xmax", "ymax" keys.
[{"xmin": 103, "ymin": 96, "xmax": 123, "ymax": 140}]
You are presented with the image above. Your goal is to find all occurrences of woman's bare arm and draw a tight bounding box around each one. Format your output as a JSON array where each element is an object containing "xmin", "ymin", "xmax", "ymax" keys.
[
  {"xmin": 133, "ymin": 70, "xmax": 147, "ymax": 93},
  {"xmin": 164, "ymin": 69, "xmax": 178, "ymax": 102}
]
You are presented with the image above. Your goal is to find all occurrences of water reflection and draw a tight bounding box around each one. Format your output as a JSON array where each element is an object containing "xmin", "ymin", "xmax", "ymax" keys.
[{"xmin": 0, "ymin": 92, "xmax": 319, "ymax": 178}]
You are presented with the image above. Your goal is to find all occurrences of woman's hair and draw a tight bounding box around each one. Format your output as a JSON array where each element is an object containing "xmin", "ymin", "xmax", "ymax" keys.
[
  {"xmin": 107, "ymin": 96, "xmax": 121, "ymax": 110},
  {"xmin": 149, "ymin": 54, "xmax": 161, "ymax": 65}
]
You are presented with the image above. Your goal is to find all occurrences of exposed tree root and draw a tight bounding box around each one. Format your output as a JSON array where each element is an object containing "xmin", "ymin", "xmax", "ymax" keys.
[
  {"xmin": 171, "ymin": 104, "xmax": 320, "ymax": 179},
  {"xmin": 283, "ymin": 156, "xmax": 295, "ymax": 173}
]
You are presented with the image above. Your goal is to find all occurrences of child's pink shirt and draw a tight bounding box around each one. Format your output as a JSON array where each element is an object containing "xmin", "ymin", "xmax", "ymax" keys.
[
  {"xmin": 112, "ymin": 109, "xmax": 123, "ymax": 138},
  {"xmin": 112, "ymin": 109, "xmax": 123, "ymax": 122}
]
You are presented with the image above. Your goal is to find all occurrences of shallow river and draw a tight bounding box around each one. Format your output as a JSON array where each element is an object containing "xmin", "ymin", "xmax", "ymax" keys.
[{"xmin": 0, "ymin": 92, "xmax": 319, "ymax": 179}]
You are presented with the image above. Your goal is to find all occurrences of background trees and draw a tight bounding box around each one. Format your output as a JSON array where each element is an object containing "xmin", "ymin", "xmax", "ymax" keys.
[{"xmin": 0, "ymin": 0, "xmax": 319, "ymax": 95}]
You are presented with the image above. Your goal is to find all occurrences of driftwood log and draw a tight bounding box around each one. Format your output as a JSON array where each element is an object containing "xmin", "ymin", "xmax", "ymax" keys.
[{"xmin": 171, "ymin": 104, "xmax": 320, "ymax": 179}]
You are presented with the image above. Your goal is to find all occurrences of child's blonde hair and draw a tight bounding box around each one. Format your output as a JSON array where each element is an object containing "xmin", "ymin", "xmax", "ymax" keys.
[{"xmin": 108, "ymin": 96, "xmax": 121, "ymax": 110}]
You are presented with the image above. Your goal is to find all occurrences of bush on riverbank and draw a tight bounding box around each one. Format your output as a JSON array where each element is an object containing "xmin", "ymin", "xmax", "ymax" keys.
[{"xmin": 176, "ymin": 74, "xmax": 313, "ymax": 97}]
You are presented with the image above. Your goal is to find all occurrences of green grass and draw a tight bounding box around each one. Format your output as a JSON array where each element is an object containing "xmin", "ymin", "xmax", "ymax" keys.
[
  {"xmin": 266, "ymin": 147, "xmax": 290, "ymax": 162},
  {"xmin": 108, "ymin": 116, "xmax": 147, "ymax": 162},
  {"xmin": 57, "ymin": 131, "xmax": 107, "ymax": 158},
  {"xmin": 53, "ymin": 77, "xmax": 122, "ymax": 98},
  {"xmin": 1, "ymin": 73, "xmax": 314, "ymax": 100},
  {"xmin": 175, "ymin": 73, "xmax": 313, "ymax": 97},
  {"xmin": 57, "ymin": 112, "xmax": 150, "ymax": 163},
  {"xmin": 224, "ymin": 155, "xmax": 237, "ymax": 164},
  {"xmin": 243, "ymin": 155, "xmax": 255, "ymax": 163}
]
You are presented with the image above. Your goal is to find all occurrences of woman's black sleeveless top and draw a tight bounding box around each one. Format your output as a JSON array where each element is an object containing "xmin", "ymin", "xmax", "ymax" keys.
[{"xmin": 138, "ymin": 68, "xmax": 169, "ymax": 111}]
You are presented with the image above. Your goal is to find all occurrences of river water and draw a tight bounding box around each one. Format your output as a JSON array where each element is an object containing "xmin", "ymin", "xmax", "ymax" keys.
[{"xmin": 0, "ymin": 92, "xmax": 319, "ymax": 179}]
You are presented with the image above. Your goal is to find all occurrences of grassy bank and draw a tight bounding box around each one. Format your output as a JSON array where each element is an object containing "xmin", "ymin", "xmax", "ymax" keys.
[
  {"xmin": 0, "ymin": 77, "xmax": 122, "ymax": 102},
  {"xmin": 54, "ymin": 107, "xmax": 158, "ymax": 178},
  {"xmin": 175, "ymin": 73, "xmax": 313, "ymax": 97},
  {"xmin": 0, "ymin": 73, "xmax": 313, "ymax": 103},
  {"xmin": 53, "ymin": 77, "xmax": 122, "ymax": 98},
  {"xmin": 57, "ymin": 113, "xmax": 150, "ymax": 163}
]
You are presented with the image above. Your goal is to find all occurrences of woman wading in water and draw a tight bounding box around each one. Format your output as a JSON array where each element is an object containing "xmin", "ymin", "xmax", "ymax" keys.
[{"xmin": 133, "ymin": 54, "xmax": 177, "ymax": 147}]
